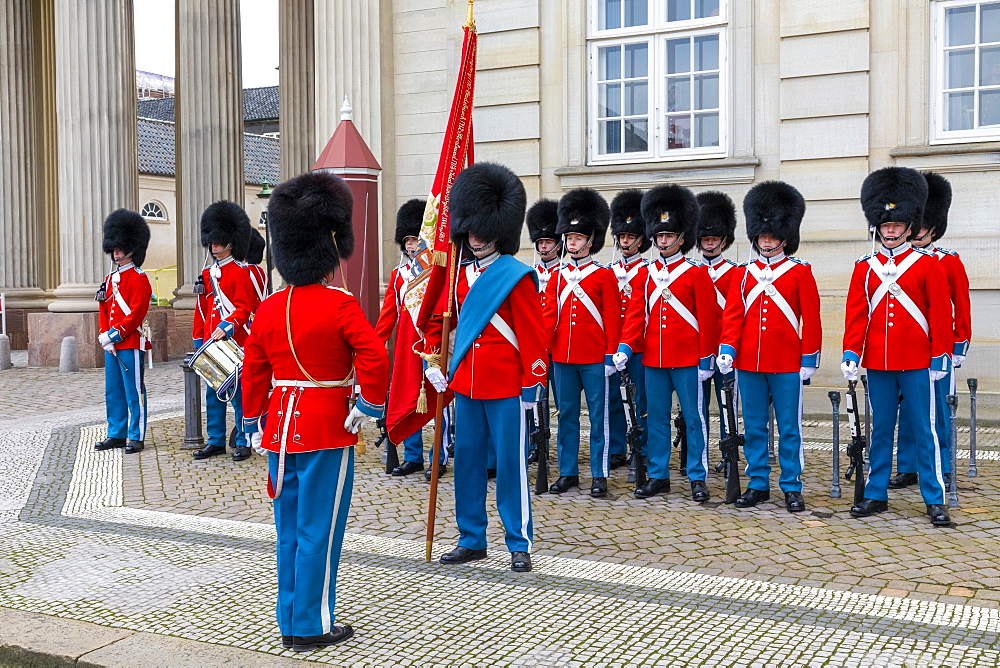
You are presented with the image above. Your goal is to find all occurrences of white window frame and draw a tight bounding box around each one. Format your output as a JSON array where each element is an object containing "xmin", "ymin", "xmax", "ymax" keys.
[
  {"xmin": 588, "ymin": 0, "xmax": 729, "ymax": 165},
  {"xmin": 141, "ymin": 200, "xmax": 168, "ymax": 221},
  {"xmin": 930, "ymin": 0, "xmax": 1000, "ymax": 144}
]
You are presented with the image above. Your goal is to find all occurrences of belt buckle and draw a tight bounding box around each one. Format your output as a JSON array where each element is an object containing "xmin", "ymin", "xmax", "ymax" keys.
[
  {"xmin": 888, "ymin": 282, "xmax": 901, "ymax": 296},
  {"xmin": 764, "ymin": 284, "xmax": 776, "ymax": 296},
  {"xmin": 662, "ymin": 288, "xmax": 673, "ymax": 300}
]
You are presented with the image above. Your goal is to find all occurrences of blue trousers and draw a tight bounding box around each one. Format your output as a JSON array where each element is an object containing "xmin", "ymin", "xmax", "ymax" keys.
[
  {"xmin": 401, "ymin": 410, "xmax": 450, "ymax": 465},
  {"xmin": 644, "ymin": 365, "xmax": 708, "ymax": 481},
  {"xmin": 608, "ymin": 353, "xmax": 648, "ymax": 456},
  {"xmin": 867, "ymin": 369, "xmax": 946, "ymax": 505},
  {"xmin": 553, "ymin": 361, "xmax": 610, "ymax": 478},
  {"xmin": 269, "ymin": 447, "xmax": 354, "ymax": 637},
  {"xmin": 454, "ymin": 393, "xmax": 532, "ymax": 552},
  {"xmin": 702, "ymin": 369, "xmax": 735, "ymax": 443},
  {"xmin": 738, "ymin": 370, "xmax": 803, "ymax": 493},
  {"xmin": 896, "ymin": 368, "xmax": 954, "ymax": 475},
  {"xmin": 104, "ymin": 349, "xmax": 147, "ymax": 442},
  {"xmin": 206, "ymin": 382, "xmax": 245, "ymax": 449}
]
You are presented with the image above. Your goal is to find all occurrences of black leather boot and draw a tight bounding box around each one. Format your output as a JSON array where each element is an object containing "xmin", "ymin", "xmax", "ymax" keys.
[
  {"xmin": 192, "ymin": 444, "xmax": 227, "ymax": 459},
  {"xmin": 927, "ymin": 504, "xmax": 951, "ymax": 526},
  {"xmin": 634, "ymin": 478, "xmax": 670, "ymax": 498},
  {"xmin": 511, "ymin": 551, "xmax": 532, "ymax": 572},
  {"xmin": 391, "ymin": 461, "xmax": 424, "ymax": 476},
  {"xmin": 94, "ymin": 437, "xmax": 127, "ymax": 451},
  {"xmin": 850, "ymin": 498, "xmax": 889, "ymax": 517},
  {"xmin": 734, "ymin": 488, "xmax": 770, "ymax": 508},
  {"xmin": 549, "ymin": 476, "xmax": 579, "ymax": 494},
  {"xmin": 439, "ymin": 546, "xmax": 488, "ymax": 565},
  {"xmin": 291, "ymin": 626, "xmax": 354, "ymax": 651},
  {"xmin": 888, "ymin": 472, "xmax": 919, "ymax": 489},
  {"xmin": 784, "ymin": 491, "xmax": 806, "ymax": 512},
  {"xmin": 590, "ymin": 477, "xmax": 608, "ymax": 498},
  {"xmin": 124, "ymin": 440, "xmax": 144, "ymax": 454},
  {"xmin": 691, "ymin": 480, "xmax": 710, "ymax": 502}
]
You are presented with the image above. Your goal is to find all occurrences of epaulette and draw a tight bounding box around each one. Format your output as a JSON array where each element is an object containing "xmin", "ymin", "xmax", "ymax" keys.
[
  {"xmin": 722, "ymin": 258, "xmax": 737, "ymax": 267},
  {"xmin": 134, "ymin": 267, "xmax": 146, "ymax": 274},
  {"xmin": 236, "ymin": 260, "xmax": 249, "ymax": 268},
  {"xmin": 738, "ymin": 261, "xmax": 752, "ymax": 268},
  {"xmin": 936, "ymin": 246, "xmax": 958, "ymax": 256},
  {"xmin": 856, "ymin": 252, "xmax": 874, "ymax": 263},
  {"xmin": 787, "ymin": 256, "xmax": 810, "ymax": 266},
  {"xmin": 326, "ymin": 286, "xmax": 353, "ymax": 296},
  {"xmin": 912, "ymin": 247, "xmax": 933, "ymax": 256},
  {"xmin": 684, "ymin": 257, "xmax": 699, "ymax": 267}
]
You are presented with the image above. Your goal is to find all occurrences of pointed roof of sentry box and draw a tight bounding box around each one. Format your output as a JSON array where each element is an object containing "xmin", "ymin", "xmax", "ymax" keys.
[{"xmin": 312, "ymin": 97, "xmax": 382, "ymax": 172}]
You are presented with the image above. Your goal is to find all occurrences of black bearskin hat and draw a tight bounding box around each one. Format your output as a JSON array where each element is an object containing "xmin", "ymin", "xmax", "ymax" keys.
[
  {"xmin": 245, "ymin": 227, "xmax": 266, "ymax": 265},
  {"xmin": 526, "ymin": 199, "xmax": 559, "ymax": 243},
  {"xmin": 450, "ymin": 162, "xmax": 526, "ymax": 256},
  {"xmin": 640, "ymin": 184, "xmax": 699, "ymax": 254},
  {"xmin": 267, "ymin": 171, "xmax": 354, "ymax": 286},
  {"xmin": 743, "ymin": 181, "xmax": 806, "ymax": 256},
  {"xmin": 556, "ymin": 188, "xmax": 611, "ymax": 254},
  {"xmin": 102, "ymin": 209, "xmax": 151, "ymax": 266},
  {"xmin": 696, "ymin": 191, "xmax": 737, "ymax": 252},
  {"xmin": 860, "ymin": 166, "xmax": 928, "ymax": 235},
  {"xmin": 394, "ymin": 198, "xmax": 426, "ymax": 251},
  {"xmin": 921, "ymin": 172, "xmax": 952, "ymax": 241},
  {"xmin": 610, "ymin": 189, "xmax": 651, "ymax": 253},
  {"xmin": 200, "ymin": 200, "xmax": 252, "ymax": 260}
]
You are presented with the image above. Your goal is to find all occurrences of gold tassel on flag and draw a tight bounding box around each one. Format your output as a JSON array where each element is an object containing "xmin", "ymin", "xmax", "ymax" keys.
[{"xmin": 417, "ymin": 384, "xmax": 428, "ymax": 414}]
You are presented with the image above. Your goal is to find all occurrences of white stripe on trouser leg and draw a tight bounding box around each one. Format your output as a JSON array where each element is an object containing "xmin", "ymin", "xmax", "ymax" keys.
[
  {"xmin": 134, "ymin": 350, "xmax": 146, "ymax": 441},
  {"xmin": 928, "ymin": 370, "xmax": 946, "ymax": 496},
  {"xmin": 602, "ymin": 376, "xmax": 610, "ymax": 477},
  {"xmin": 696, "ymin": 372, "xmax": 708, "ymax": 474},
  {"xmin": 518, "ymin": 406, "xmax": 532, "ymax": 552},
  {"xmin": 321, "ymin": 447, "xmax": 350, "ymax": 634},
  {"xmin": 796, "ymin": 380, "xmax": 805, "ymax": 484}
]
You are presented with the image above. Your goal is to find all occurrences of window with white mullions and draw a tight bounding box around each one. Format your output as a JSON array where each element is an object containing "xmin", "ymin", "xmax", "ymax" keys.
[
  {"xmin": 667, "ymin": 0, "xmax": 721, "ymax": 22},
  {"xmin": 599, "ymin": 0, "xmax": 648, "ymax": 30},
  {"xmin": 665, "ymin": 33, "xmax": 721, "ymax": 149},
  {"xmin": 597, "ymin": 42, "xmax": 651, "ymax": 155},
  {"xmin": 140, "ymin": 201, "xmax": 166, "ymax": 220}
]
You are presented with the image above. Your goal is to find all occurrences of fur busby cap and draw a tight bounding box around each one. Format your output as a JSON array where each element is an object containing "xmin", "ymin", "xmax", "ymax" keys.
[
  {"xmin": 245, "ymin": 228, "xmax": 266, "ymax": 265},
  {"xmin": 921, "ymin": 172, "xmax": 952, "ymax": 241},
  {"xmin": 102, "ymin": 209, "xmax": 151, "ymax": 266},
  {"xmin": 610, "ymin": 189, "xmax": 651, "ymax": 253},
  {"xmin": 200, "ymin": 200, "xmax": 252, "ymax": 261},
  {"xmin": 743, "ymin": 181, "xmax": 806, "ymax": 256},
  {"xmin": 526, "ymin": 199, "xmax": 560, "ymax": 242},
  {"xmin": 640, "ymin": 184, "xmax": 699, "ymax": 254},
  {"xmin": 696, "ymin": 191, "xmax": 737, "ymax": 252},
  {"xmin": 556, "ymin": 188, "xmax": 611, "ymax": 254},
  {"xmin": 267, "ymin": 171, "xmax": 354, "ymax": 286},
  {"xmin": 860, "ymin": 167, "xmax": 928, "ymax": 233},
  {"xmin": 394, "ymin": 198, "xmax": 426, "ymax": 251},
  {"xmin": 450, "ymin": 162, "xmax": 527, "ymax": 256}
]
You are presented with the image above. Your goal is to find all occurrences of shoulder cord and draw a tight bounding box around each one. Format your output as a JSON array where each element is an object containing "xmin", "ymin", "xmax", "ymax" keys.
[{"xmin": 285, "ymin": 286, "xmax": 354, "ymax": 388}]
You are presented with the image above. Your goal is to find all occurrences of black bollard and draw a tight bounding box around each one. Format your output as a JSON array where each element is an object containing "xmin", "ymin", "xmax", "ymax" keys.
[
  {"xmin": 948, "ymin": 394, "xmax": 959, "ymax": 508},
  {"xmin": 968, "ymin": 378, "xmax": 978, "ymax": 478},
  {"xmin": 181, "ymin": 355, "xmax": 205, "ymax": 449},
  {"xmin": 829, "ymin": 391, "xmax": 842, "ymax": 499}
]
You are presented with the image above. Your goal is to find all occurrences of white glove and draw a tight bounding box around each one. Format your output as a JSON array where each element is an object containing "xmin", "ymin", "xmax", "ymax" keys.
[
  {"xmin": 930, "ymin": 369, "xmax": 948, "ymax": 382},
  {"xmin": 612, "ymin": 351, "xmax": 629, "ymax": 371},
  {"xmin": 102, "ymin": 342, "xmax": 116, "ymax": 353},
  {"xmin": 344, "ymin": 406, "xmax": 366, "ymax": 434},
  {"xmin": 249, "ymin": 431, "xmax": 266, "ymax": 456},
  {"xmin": 800, "ymin": 366, "xmax": 817, "ymax": 381},
  {"xmin": 841, "ymin": 360, "xmax": 859, "ymax": 381},
  {"xmin": 953, "ymin": 354, "xmax": 966, "ymax": 368},
  {"xmin": 604, "ymin": 364, "xmax": 617, "ymax": 377},
  {"xmin": 98, "ymin": 331, "xmax": 112, "ymax": 347},
  {"xmin": 716, "ymin": 354, "xmax": 733, "ymax": 375},
  {"xmin": 521, "ymin": 400, "xmax": 537, "ymax": 411},
  {"xmin": 698, "ymin": 368, "xmax": 714, "ymax": 382},
  {"xmin": 425, "ymin": 367, "xmax": 448, "ymax": 393}
]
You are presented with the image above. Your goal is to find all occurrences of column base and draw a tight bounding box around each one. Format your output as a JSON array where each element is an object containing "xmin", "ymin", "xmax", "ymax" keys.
[
  {"xmin": 1, "ymin": 307, "xmax": 50, "ymax": 350},
  {"xmin": 48, "ymin": 283, "xmax": 101, "ymax": 313},
  {"xmin": 171, "ymin": 281, "xmax": 198, "ymax": 311},
  {"xmin": 28, "ymin": 311, "xmax": 103, "ymax": 368}
]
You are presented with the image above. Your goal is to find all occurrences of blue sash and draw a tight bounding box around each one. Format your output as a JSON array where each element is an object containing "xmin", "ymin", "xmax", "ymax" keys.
[{"xmin": 450, "ymin": 255, "xmax": 538, "ymax": 375}]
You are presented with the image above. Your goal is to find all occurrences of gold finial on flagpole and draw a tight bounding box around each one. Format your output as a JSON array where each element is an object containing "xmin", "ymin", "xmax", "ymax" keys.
[{"xmin": 465, "ymin": 0, "xmax": 475, "ymax": 29}]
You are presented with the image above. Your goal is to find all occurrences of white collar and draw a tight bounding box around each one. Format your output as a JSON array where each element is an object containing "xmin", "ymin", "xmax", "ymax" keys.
[
  {"xmin": 757, "ymin": 251, "xmax": 786, "ymax": 266},
  {"xmin": 214, "ymin": 255, "xmax": 235, "ymax": 268},
  {"xmin": 473, "ymin": 251, "xmax": 500, "ymax": 270},
  {"xmin": 657, "ymin": 251, "xmax": 684, "ymax": 266},
  {"xmin": 620, "ymin": 253, "xmax": 643, "ymax": 267},
  {"xmin": 116, "ymin": 262, "xmax": 135, "ymax": 272},
  {"xmin": 702, "ymin": 254, "xmax": 726, "ymax": 267},
  {"xmin": 567, "ymin": 255, "xmax": 593, "ymax": 268},
  {"xmin": 878, "ymin": 243, "xmax": 910, "ymax": 259},
  {"xmin": 539, "ymin": 257, "xmax": 561, "ymax": 270}
]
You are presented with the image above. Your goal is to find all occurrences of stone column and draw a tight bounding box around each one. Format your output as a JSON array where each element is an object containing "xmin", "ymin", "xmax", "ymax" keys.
[
  {"xmin": 279, "ymin": 0, "xmax": 315, "ymax": 180},
  {"xmin": 0, "ymin": 0, "xmax": 47, "ymax": 308},
  {"xmin": 49, "ymin": 0, "xmax": 138, "ymax": 313},
  {"xmin": 173, "ymin": 0, "xmax": 245, "ymax": 310}
]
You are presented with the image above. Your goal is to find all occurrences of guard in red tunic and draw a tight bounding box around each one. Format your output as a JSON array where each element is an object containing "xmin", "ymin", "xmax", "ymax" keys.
[
  {"xmin": 844, "ymin": 167, "xmax": 953, "ymax": 526},
  {"xmin": 893, "ymin": 172, "xmax": 972, "ymax": 488},
  {"xmin": 95, "ymin": 209, "xmax": 152, "ymax": 454},
  {"xmin": 717, "ymin": 182, "xmax": 822, "ymax": 512},
  {"xmin": 242, "ymin": 171, "xmax": 389, "ymax": 651},
  {"xmin": 544, "ymin": 188, "xmax": 621, "ymax": 498},
  {"xmin": 190, "ymin": 201, "xmax": 261, "ymax": 462},
  {"xmin": 244, "ymin": 227, "xmax": 270, "ymax": 302},
  {"xmin": 614, "ymin": 185, "xmax": 718, "ymax": 501},
  {"xmin": 526, "ymin": 199, "xmax": 562, "ymax": 309}
]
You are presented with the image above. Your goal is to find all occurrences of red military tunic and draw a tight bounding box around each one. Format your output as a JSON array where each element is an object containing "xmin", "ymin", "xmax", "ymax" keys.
[
  {"xmin": 619, "ymin": 254, "xmax": 718, "ymax": 368},
  {"xmin": 933, "ymin": 246, "xmax": 972, "ymax": 357},
  {"xmin": 191, "ymin": 256, "xmax": 260, "ymax": 346},
  {"xmin": 843, "ymin": 245, "xmax": 952, "ymax": 371},
  {"xmin": 375, "ymin": 261, "xmax": 418, "ymax": 343},
  {"xmin": 242, "ymin": 284, "xmax": 389, "ymax": 452},
  {"xmin": 99, "ymin": 263, "xmax": 152, "ymax": 350},
  {"xmin": 543, "ymin": 258, "xmax": 622, "ymax": 365},
  {"xmin": 719, "ymin": 255, "xmax": 822, "ymax": 373},
  {"xmin": 533, "ymin": 258, "xmax": 561, "ymax": 311},
  {"xmin": 705, "ymin": 256, "xmax": 739, "ymax": 313},
  {"xmin": 246, "ymin": 263, "xmax": 269, "ymax": 304},
  {"xmin": 610, "ymin": 254, "xmax": 647, "ymax": 322}
]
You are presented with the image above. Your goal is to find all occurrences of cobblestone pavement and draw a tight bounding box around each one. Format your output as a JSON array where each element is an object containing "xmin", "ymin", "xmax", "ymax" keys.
[{"xmin": 3, "ymin": 358, "xmax": 1000, "ymax": 664}]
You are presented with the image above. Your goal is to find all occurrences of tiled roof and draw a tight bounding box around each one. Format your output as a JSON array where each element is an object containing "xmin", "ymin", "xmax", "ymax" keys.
[
  {"xmin": 137, "ymin": 118, "xmax": 278, "ymax": 186},
  {"xmin": 137, "ymin": 85, "xmax": 279, "ymax": 123}
]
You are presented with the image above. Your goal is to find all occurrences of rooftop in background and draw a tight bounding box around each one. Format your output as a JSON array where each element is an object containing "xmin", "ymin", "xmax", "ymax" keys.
[
  {"xmin": 136, "ymin": 70, "xmax": 175, "ymax": 99},
  {"xmin": 137, "ymin": 85, "xmax": 279, "ymax": 123},
  {"xmin": 138, "ymin": 117, "xmax": 278, "ymax": 186}
]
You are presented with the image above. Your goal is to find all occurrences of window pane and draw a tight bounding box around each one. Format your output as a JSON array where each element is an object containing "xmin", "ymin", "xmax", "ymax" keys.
[
  {"xmin": 946, "ymin": 6, "xmax": 976, "ymax": 47},
  {"xmin": 667, "ymin": 76, "xmax": 691, "ymax": 112},
  {"xmin": 625, "ymin": 81, "xmax": 648, "ymax": 115},
  {"xmin": 694, "ymin": 35, "xmax": 719, "ymax": 71},
  {"xmin": 981, "ymin": 89, "xmax": 1000, "ymax": 126},
  {"xmin": 601, "ymin": 0, "xmax": 621, "ymax": 30},
  {"xmin": 947, "ymin": 91, "xmax": 975, "ymax": 130},
  {"xmin": 624, "ymin": 43, "xmax": 649, "ymax": 78},
  {"xmin": 667, "ymin": 0, "xmax": 691, "ymax": 22},
  {"xmin": 667, "ymin": 114, "xmax": 691, "ymax": 148},
  {"xmin": 599, "ymin": 46, "xmax": 621, "ymax": 80},
  {"xmin": 625, "ymin": 0, "xmax": 648, "ymax": 27},
  {"xmin": 947, "ymin": 48, "xmax": 975, "ymax": 88},
  {"xmin": 624, "ymin": 119, "xmax": 649, "ymax": 152},
  {"xmin": 695, "ymin": 112, "xmax": 720, "ymax": 147},
  {"xmin": 980, "ymin": 46, "xmax": 1000, "ymax": 86},
  {"xmin": 667, "ymin": 38, "xmax": 691, "ymax": 74},
  {"xmin": 600, "ymin": 119, "xmax": 622, "ymax": 154},
  {"xmin": 694, "ymin": 73, "xmax": 719, "ymax": 109},
  {"xmin": 600, "ymin": 83, "xmax": 622, "ymax": 117},
  {"xmin": 696, "ymin": 0, "xmax": 720, "ymax": 18},
  {"xmin": 981, "ymin": 2, "xmax": 1000, "ymax": 43}
]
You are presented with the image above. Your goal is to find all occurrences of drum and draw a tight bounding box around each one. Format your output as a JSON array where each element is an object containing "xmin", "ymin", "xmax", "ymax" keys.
[{"xmin": 187, "ymin": 338, "xmax": 243, "ymax": 400}]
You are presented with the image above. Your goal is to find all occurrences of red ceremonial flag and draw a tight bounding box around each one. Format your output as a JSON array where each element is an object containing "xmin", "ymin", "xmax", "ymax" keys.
[{"xmin": 385, "ymin": 13, "xmax": 477, "ymax": 444}]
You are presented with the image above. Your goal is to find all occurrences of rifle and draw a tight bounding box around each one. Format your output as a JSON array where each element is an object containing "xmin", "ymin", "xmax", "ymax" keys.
[
  {"xmin": 374, "ymin": 415, "xmax": 400, "ymax": 474},
  {"xmin": 529, "ymin": 391, "xmax": 551, "ymax": 495},
  {"xmin": 719, "ymin": 376, "xmax": 743, "ymax": 504},
  {"xmin": 673, "ymin": 413, "xmax": 687, "ymax": 476},
  {"xmin": 620, "ymin": 368, "xmax": 646, "ymax": 489},
  {"xmin": 844, "ymin": 379, "xmax": 867, "ymax": 505}
]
